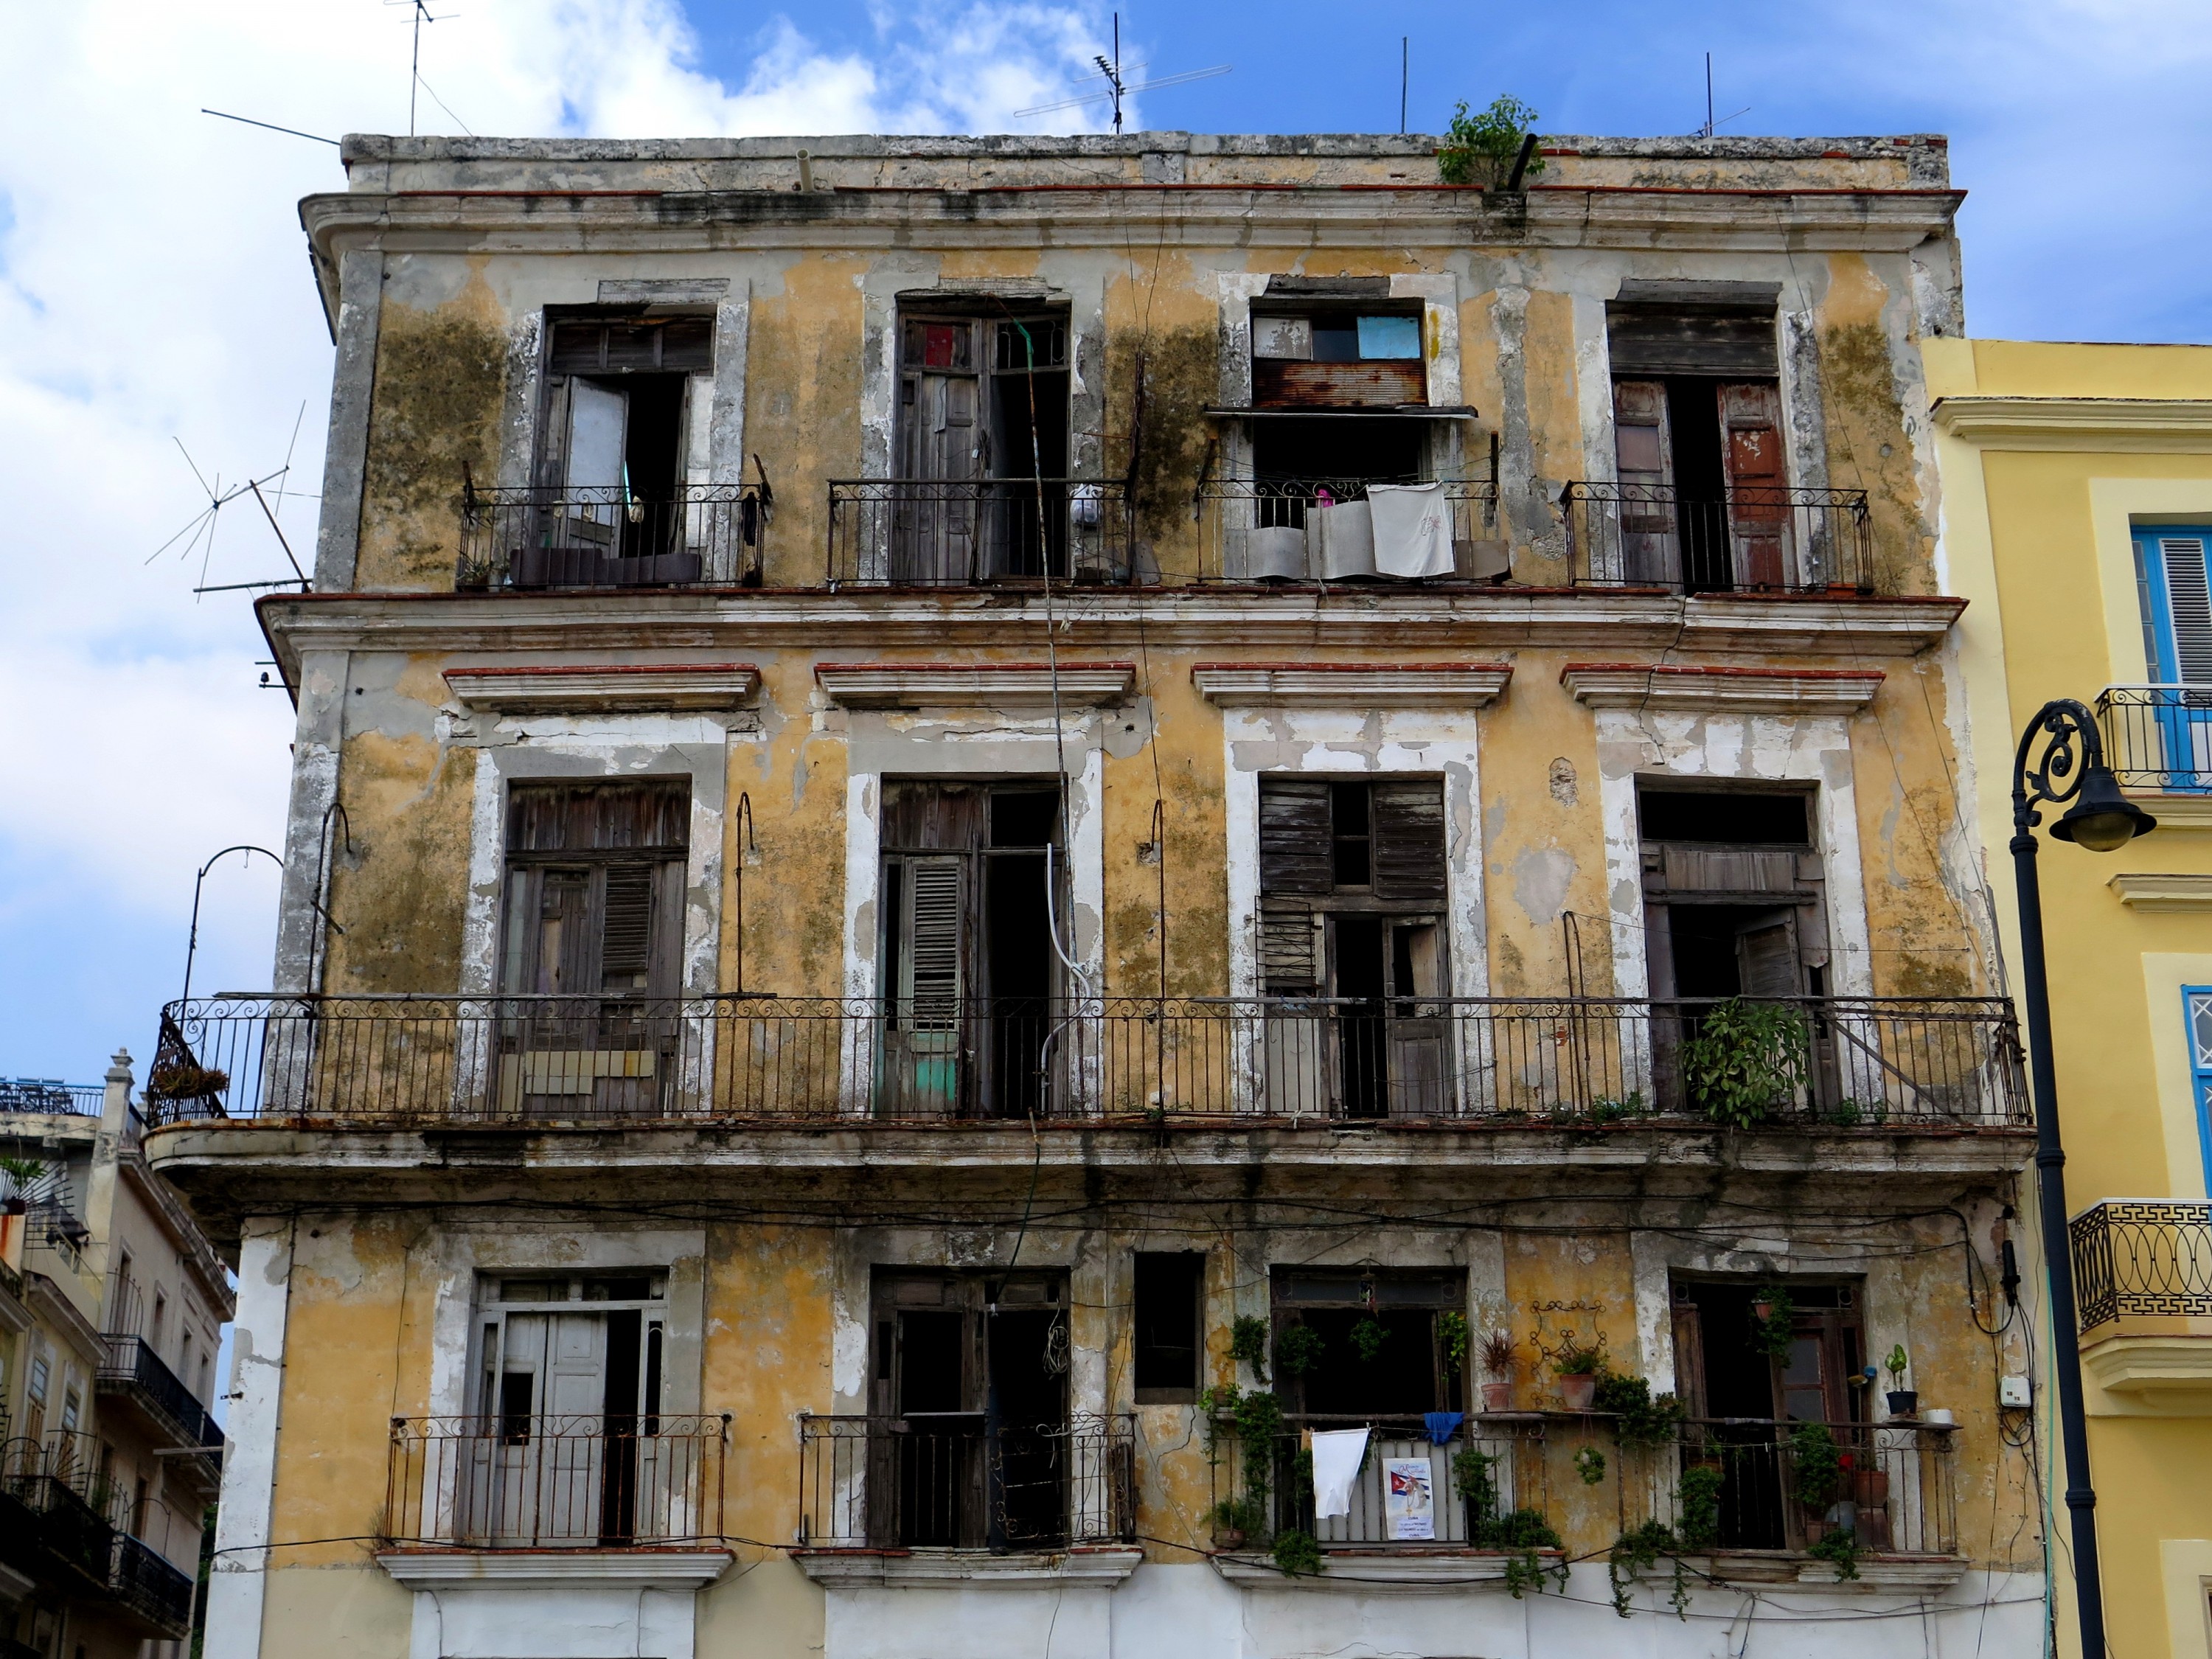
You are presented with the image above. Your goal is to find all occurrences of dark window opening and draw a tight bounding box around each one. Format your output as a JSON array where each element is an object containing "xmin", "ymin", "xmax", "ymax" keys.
[
  {"xmin": 880, "ymin": 780, "xmax": 1065, "ymax": 1119},
  {"xmin": 1671, "ymin": 1279, "xmax": 1865, "ymax": 1552},
  {"xmin": 870, "ymin": 1273, "xmax": 1071, "ymax": 1549},
  {"xmin": 1133, "ymin": 1253, "xmax": 1204, "ymax": 1402},
  {"xmin": 1250, "ymin": 417, "xmax": 1428, "ymax": 501},
  {"xmin": 1640, "ymin": 790, "xmax": 1810, "ymax": 846},
  {"xmin": 527, "ymin": 313, "xmax": 712, "ymax": 588},
  {"xmin": 1329, "ymin": 783, "xmax": 1373, "ymax": 887},
  {"xmin": 1272, "ymin": 1272, "xmax": 1464, "ymax": 1419}
]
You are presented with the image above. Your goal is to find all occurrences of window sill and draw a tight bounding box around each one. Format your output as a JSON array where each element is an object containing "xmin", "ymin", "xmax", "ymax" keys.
[
  {"xmin": 1685, "ymin": 1551, "xmax": 1967, "ymax": 1592},
  {"xmin": 1210, "ymin": 1548, "xmax": 1554, "ymax": 1589},
  {"xmin": 791, "ymin": 1546, "xmax": 1144, "ymax": 1587}
]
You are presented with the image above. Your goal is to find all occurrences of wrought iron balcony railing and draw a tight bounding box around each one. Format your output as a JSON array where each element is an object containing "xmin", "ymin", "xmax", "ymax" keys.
[
  {"xmin": 1563, "ymin": 482, "xmax": 1873, "ymax": 594},
  {"xmin": 2094, "ymin": 685, "xmax": 2212, "ymax": 793},
  {"xmin": 1, "ymin": 1434, "xmax": 122, "ymax": 1587},
  {"xmin": 146, "ymin": 994, "xmax": 2027, "ymax": 1130},
  {"xmin": 826, "ymin": 477, "xmax": 1133, "ymax": 587},
  {"xmin": 1192, "ymin": 475, "xmax": 1500, "ymax": 584},
  {"xmin": 97, "ymin": 1335, "xmax": 215, "ymax": 1453},
  {"xmin": 2069, "ymin": 1199, "xmax": 2212, "ymax": 1329},
  {"xmin": 1623, "ymin": 1418, "xmax": 1958, "ymax": 1559},
  {"xmin": 457, "ymin": 482, "xmax": 768, "ymax": 591},
  {"xmin": 110, "ymin": 1532, "xmax": 195, "ymax": 1637},
  {"xmin": 383, "ymin": 1413, "xmax": 729, "ymax": 1550},
  {"xmin": 796, "ymin": 1413, "xmax": 1135, "ymax": 1551},
  {"xmin": 0, "ymin": 1078, "xmax": 102, "ymax": 1116},
  {"xmin": 1208, "ymin": 1414, "xmax": 1551, "ymax": 1551}
]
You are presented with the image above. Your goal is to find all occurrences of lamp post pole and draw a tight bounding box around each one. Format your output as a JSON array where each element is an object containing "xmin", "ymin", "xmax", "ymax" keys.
[
  {"xmin": 179, "ymin": 845, "xmax": 285, "ymax": 1008},
  {"xmin": 2009, "ymin": 697, "xmax": 2156, "ymax": 1659}
]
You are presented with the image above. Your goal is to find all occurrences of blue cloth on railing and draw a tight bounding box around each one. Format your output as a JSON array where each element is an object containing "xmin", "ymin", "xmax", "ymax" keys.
[{"xmin": 1424, "ymin": 1412, "xmax": 1464, "ymax": 1444}]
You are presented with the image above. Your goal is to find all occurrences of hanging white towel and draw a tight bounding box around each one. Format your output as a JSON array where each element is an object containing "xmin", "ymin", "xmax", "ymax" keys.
[
  {"xmin": 1368, "ymin": 481, "xmax": 1455, "ymax": 579},
  {"xmin": 1310, "ymin": 1427, "xmax": 1370, "ymax": 1520},
  {"xmin": 1307, "ymin": 499, "xmax": 1375, "ymax": 580}
]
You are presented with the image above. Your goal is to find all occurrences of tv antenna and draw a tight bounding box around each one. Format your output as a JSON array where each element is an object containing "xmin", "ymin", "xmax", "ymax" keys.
[
  {"xmin": 1693, "ymin": 52, "xmax": 1750, "ymax": 139},
  {"xmin": 150, "ymin": 403, "xmax": 315, "ymax": 596},
  {"xmin": 1012, "ymin": 13, "xmax": 1230, "ymax": 131},
  {"xmin": 386, "ymin": 0, "xmax": 467, "ymax": 137}
]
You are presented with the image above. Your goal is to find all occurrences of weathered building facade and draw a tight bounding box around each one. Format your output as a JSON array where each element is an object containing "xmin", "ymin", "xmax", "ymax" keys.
[
  {"xmin": 2, "ymin": 1060, "xmax": 230, "ymax": 1657},
  {"xmin": 152, "ymin": 130, "xmax": 2042, "ymax": 1658}
]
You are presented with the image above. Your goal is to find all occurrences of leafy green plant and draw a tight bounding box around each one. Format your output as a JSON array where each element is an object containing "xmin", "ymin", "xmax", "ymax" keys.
[
  {"xmin": 1483, "ymin": 1507, "xmax": 1562, "ymax": 1551},
  {"xmin": 1554, "ymin": 1338, "xmax": 1607, "ymax": 1377},
  {"xmin": 1679, "ymin": 998, "xmax": 1811, "ymax": 1128},
  {"xmin": 1270, "ymin": 1528, "xmax": 1322, "ymax": 1576},
  {"xmin": 1593, "ymin": 1374, "xmax": 1685, "ymax": 1450},
  {"xmin": 1210, "ymin": 1496, "xmax": 1265, "ymax": 1537},
  {"xmin": 1747, "ymin": 1287, "xmax": 1798, "ymax": 1361},
  {"xmin": 1806, "ymin": 1525, "xmax": 1861, "ymax": 1581},
  {"xmin": 1452, "ymin": 1446, "xmax": 1499, "ymax": 1517},
  {"xmin": 1885, "ymin": 1344, "xmax": 1910, "ymax": 1388},
  {"xmin": 1231, "ymin": 1315, "xmax": 1270, "ymax": 1382},
  {"xmin": 1349, "ymin": 1317, "xmax": 1391, "ymax": 1363},
  {"xmin": 1607, "ymin": 1520, "xmax": 1693, "ymax": 1618},
  {"xmin": 1675, "ymin": 1465, "xmax": 1725, "ymax": 1552},
  {"xmin": 147, "ymin": 1058, "xmax": 229, "ymax": 1101},
  {"xmin": 1436, "ymin": 95, "xmax": 1545, "ymax": 187},
  {"xmin": 1438, "ymin": 1311, "xmax": 1471, "ymax": 1370},
  {"xmin": 1276, "ymin": 1324, "xmax": 1325, "ymax": 1378},
  {"xmin": 1575, "ymin": 1444, "xmax": 1607, "ymax": 1486},
  {"xmin": 1790, "ymin": 1423, "xmax": 1844, "ymax": 1511},
  {"xmin": 1823, "ymin": 1096, "xmax": 1888, "ymax": 1127}
]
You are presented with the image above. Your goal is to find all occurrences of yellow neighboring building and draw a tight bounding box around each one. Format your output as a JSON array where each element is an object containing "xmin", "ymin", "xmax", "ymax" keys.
[{"xmin": 1934, "ymin": 337, "xmax": 2212, "ymax": 1659}]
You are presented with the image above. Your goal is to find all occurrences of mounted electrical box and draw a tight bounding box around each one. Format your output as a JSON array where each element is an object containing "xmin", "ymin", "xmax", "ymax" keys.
[{"xmin": 1999, "ymin": 1374, "xmax": 2032, "ymax": 1409}]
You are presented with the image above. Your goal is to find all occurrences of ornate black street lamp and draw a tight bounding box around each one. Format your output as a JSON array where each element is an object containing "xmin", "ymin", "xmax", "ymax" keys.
[{"xmin": 2011, "ymin": 698, "xmax": 2157, "ymax": 1658}]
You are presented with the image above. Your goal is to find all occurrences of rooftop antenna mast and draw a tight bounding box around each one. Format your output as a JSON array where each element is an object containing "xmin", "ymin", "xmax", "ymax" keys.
[
  {"xmin": 1013, "ymin": 20, "xmax": 1230, "ymax": 127},
  {"xmin": 1691, "ymin": 52, "xmax": 1750, "ymax": 139},
  {"xmin": 1096, "ymin": 13, "xmax": 1127, "ymax": 135}
]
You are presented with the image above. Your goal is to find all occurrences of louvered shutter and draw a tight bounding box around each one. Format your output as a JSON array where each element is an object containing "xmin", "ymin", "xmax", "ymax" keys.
[
  {"xmin": 1370, "ymin": 781, "xmax": 1447, "ymax": 903},
  {"xmin": 1259, "ymin": 781, "xmax": 1332, "ymax": 896},
  {"xmin": 2161, "ymin": 538, "xmax": 2212, "ymax": 684},
  {"xmin": 1719, "ymin": 383, "xmax": 1788, "ymax": 588},
  {"xmin": 1259, "ymin": 911, "xmax": 1323, "ymax": 992},
  {"xmin": 902, "ymin": 857, "xmax": 964, "ymax": 1029},
  {"xmin": 1735, "ymin": 911, "xmax": 1801, "ymax": 998},
  {"xmin": 599, "ymin": 865, "xmax": 654, "ymax": 992},
  {"xmin": 1670, "ymin": 1299, "xmax": 1708, "ymax": 1419}
]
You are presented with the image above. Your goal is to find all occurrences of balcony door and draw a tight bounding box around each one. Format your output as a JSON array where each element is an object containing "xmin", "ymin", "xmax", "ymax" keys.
[
  {"xmin": 868, "ymin": 1272, "xmax": 1070, "ymax": 1549},
  {"xmin": 2133, "ymin": 529, "xmax": 2212, "ymax": 789},
  {"xmin": 496, "ymin": 782, "xmax": 688, "ymax": 1117},
  {"xmin": 466, "ymin": 1273, "xmax": 667, "ymax": 1546},
  {"xmin": 878, "ymin": 782, "xmax": 1062, "ymax": 1119},
  {"xmin": 1613, "ymin": 379, "xmax": 1788, "ymax": 591},
  {"xmin": 1256, "ymin": 778, "xmax": 1449, "ymax": 1118},
  {"xmin": 891, "ymin": 311, "xmax": 1071, "ymax": 583}
]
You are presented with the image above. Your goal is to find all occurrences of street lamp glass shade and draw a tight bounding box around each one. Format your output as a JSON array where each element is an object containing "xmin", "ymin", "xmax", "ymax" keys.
[{"xmin": 2051, "ymin": 765, "xmax": 2157, "ymax": 852}]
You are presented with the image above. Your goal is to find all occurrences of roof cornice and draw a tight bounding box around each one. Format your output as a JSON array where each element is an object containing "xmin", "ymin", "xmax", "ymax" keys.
[{"xmin": 1930, "ymin": 396, "xmax": 2212, "ymax": 451}]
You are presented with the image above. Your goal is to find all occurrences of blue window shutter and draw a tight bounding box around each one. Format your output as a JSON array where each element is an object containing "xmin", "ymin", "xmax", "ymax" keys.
[
  {"xmin": 2136, "ymin": 528, "xmax": 2212, "ymax": 684},
  {"xmin": 2188, "ymin": 987, "xmax": 2212, "ymax": 1196}
]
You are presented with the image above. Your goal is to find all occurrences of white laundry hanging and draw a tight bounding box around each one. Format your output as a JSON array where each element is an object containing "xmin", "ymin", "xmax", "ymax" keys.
[
  {"xmin": 1306, "ymin": 499, "xmax": 1375, "ymax": 580},
  {"xmin": 1309, "ymin": 1427, "xmax": 1371, "ymax": 1519},
  {"xmin": 1368, "ymin": 481, "xmax": 1455, "ymax": 579}
]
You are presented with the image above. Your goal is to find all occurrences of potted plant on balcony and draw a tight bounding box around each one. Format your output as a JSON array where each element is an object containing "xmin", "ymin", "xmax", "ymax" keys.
[
  {"xmin": 1884, "ymin": 1344, "xmax": 1916, "ymax": 1418},
  {"xmin": 1790, "ymin": 1422, "xmax": 1846, "ymax": 1544},
  {"xmin": 1211, "ymin": 1495, "xmax": 1264, "ymax": 1551},
  {"xmin": 1554, "ymin": 1339, "xmax": 1607, "ymax": 1411},
  {"xmin": 1479, "ymin": 1328, "xmax": 1518, "ymax": 1413},
  {"xmin": 147, "ymin": 1056, "xmax": 229, "ymax": 1107}
]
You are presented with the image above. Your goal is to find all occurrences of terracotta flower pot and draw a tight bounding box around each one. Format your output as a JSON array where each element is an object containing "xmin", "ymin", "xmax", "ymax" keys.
[
  {"xmin": 1853, "ymin": 1469, "xmax": 1890, "ymax": 1509},
  {"xmin": 1559, "ymin": 1372, "xmax": 1598, "ymax": 1411},
  {"xmin": 1481, "ymin": 1380, "xmax": 1512, "ymax": 1413},
  {"xmin": 1215, "ymin": 1528, "xmax": 1245, "ymax": 1551}
]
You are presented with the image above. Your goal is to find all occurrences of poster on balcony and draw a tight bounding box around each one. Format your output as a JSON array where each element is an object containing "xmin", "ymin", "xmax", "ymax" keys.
[{"xmin": 1382, "ymin": 1457, "xmax": 1435, "ymax": 1540}]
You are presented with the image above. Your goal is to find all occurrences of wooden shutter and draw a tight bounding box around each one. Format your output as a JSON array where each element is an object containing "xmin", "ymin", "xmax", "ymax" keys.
[
  {"xmin": 2161, "ymin": 538, "xmax": 2212, "ymax": 683},
  {"xmin": 1259, "ymin": 781, "xmax": 1333, "ymax": 896},
  {"xmin": 1613, "ymin": 381, "xmax": 1674, "ymax": 498},
  {"xmin": 1735, "ymin": 910, "xmax": 1802, "ymax": 998},
  {"xmin": 882, "ymin": 782, "xmax": 987, "ymax": 852},
  {"xmin": 1259, "ymin": 911, "xmax": 1323, "ymax": 992},
  {"xmin": 1370, "ymin": 781, "xmax": 1447, "ymax": 903},
  {"xmin": 901, "ymin": 856, "xmax": 965, "ymax": 1026},
  {"xmin": 1719, "ymin": 383, "xmax": 1788, "ymax": 588},
  {"xmin": 599, "ymin": 865, "xmax": 654, "ymax": 992},
  {"xmin": 1670, "ymin": 1298, "xmax": 1708, "ymax": 1418}
]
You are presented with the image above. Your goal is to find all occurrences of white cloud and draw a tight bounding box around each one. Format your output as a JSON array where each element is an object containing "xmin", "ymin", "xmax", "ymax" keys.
[{"xmin": 0, "ymin": 0, "xmax": 1117, "ymax": 1074}]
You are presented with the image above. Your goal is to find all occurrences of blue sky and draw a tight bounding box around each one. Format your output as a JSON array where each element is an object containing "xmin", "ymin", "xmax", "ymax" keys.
[{"xmin": 0, "ymin": 0, "xmax": 2206, "ymax": 1085}]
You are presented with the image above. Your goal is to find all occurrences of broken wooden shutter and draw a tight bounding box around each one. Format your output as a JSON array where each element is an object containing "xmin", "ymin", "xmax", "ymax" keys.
[
  {"xmin": 1611, "ymin": 380, "xmax": 1677, "ymax": 584},
  {"xmin": 902, "ymin": 857, "xmax": 965, "ymax": 1028},
  {"xmin": 1670, "ymin": 1297, "xmax": 1708, "ymax": 1419},
  {"xmin": 1259, "ymin": 911, "xmax": 1323, "ymax": 992},
  {"xmin": 1258, "ymin": 781, "xmax": 1333, "ymax": 896},
  {"xmin": 1369, "ymin": 781, "xmax": 1447, "ymax": 903},
  {"xmin": 1719, "ymin": 383, "xmax": 1788, "ymax": 588},
  {"xmin": 1734, "ymin": 910, "xmax": 1802, "ymax": 998}
]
